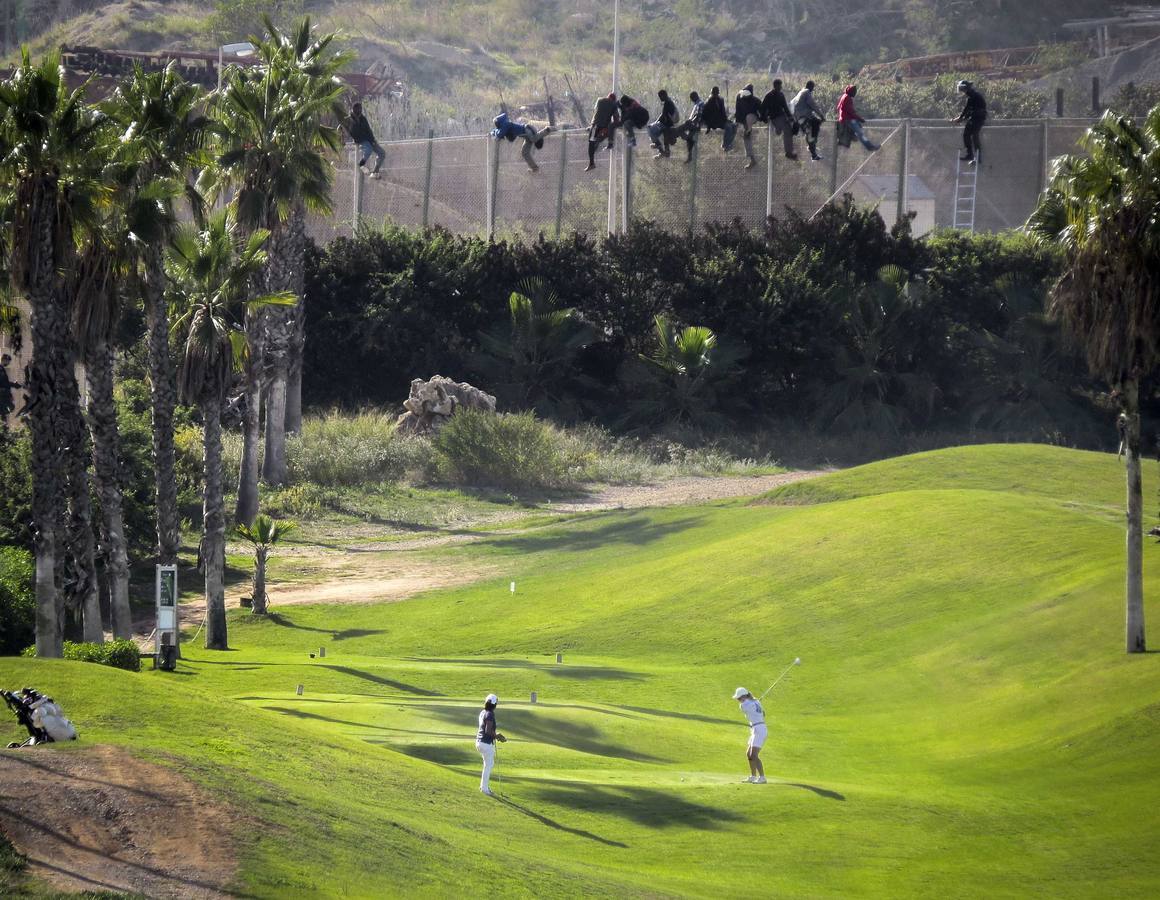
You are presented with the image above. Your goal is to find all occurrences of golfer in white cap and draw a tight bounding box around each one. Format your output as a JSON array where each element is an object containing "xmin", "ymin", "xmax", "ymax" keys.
[
  {"xmin": 733, "ymin": 687, "xmax": 767, "ymax": 783},
  {"xmin": 476, "ymin": 693, "xmax": 507, "ymax": 796}
]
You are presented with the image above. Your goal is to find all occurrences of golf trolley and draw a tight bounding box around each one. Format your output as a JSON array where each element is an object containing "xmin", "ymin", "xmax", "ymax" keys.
[{"xmin": 1, "ymin": 687, "xmax": 77, "ymax": 748}]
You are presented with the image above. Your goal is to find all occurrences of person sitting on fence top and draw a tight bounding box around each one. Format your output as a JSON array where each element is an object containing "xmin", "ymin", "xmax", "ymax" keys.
[
  {"xmin": 836, "ymin": 84, "xmax": 879, "ymax": 153},
  {"xmin": 346, "ymin": 101, "xmax": 385, "ymax": 178},
  {"xmin": 586, "ymin": 91, "xmax": 621, "ymax": 171},
  {"xmin": 492, "ymin": 111, "xmax": 552, "ymax": 174},
  {"xmin": 791, "ymin": 80, "xmax": 825, "ymax": 161},
  {"xmin": 619, "ymin": 94, "xmax": 650, "ymax": 148},
  {"xmin": 648, "ymin": 89, "xmax": 681, "ymax": 159},
  {"xmin": 761, "ymin": 78, "xmax": 798, "ymax": 160},
  {"xmin": 701, "ymin": 85, "xmax": 737, "ymax": 151},
  {"xmin": 735, "ymin": 83, "xmax": 762, "ymax": 169},
  {"xmin": 951, "ymin": 79, "xmax": 987, "ymax": 166},
  {"xmin": 675, "ymin": 90, "xmax": 706, "ymax": 163}
]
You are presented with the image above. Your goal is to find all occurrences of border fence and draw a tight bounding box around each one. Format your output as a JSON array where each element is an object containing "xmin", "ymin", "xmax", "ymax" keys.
[{"xmin": 308, "ymin": 118, "xmax": 1096, "ymax": 244}]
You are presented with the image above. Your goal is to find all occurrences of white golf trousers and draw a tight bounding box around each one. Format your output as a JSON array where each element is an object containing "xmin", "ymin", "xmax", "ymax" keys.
[{"xmin": 476, "ymin": 740, "xmax": 495, "ymax": 791}]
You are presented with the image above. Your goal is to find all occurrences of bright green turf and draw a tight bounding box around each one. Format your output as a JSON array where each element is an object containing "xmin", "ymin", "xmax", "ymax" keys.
[{"xmin": 2, "ymin": 444, "xmax": 1159, "ymax": 897}]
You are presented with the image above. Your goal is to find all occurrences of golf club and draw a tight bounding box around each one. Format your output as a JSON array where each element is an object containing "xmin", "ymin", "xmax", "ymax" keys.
[{"xmin": 758, "ymin": 657, "xmax": 801, "ymax": 700}]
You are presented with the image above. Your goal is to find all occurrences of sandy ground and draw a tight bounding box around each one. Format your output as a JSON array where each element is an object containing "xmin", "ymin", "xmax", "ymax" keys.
[{"xmin": 0, "ymin": 745, "xmax": 237, "ymax": 898}]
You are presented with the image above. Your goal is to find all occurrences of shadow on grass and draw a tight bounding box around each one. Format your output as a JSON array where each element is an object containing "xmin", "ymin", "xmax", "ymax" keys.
[
  {"xmin": 262, "ymin": 613, "xmax": 389, "ymax": 643},
  {"xmin": 319, "ymin": 665, "xmax": 443, "ymax": 696},
  {"xmin": 494, "ymin": 796, "xmax": 628, "ymax": 848},
  {"xmin": 394, "ymin": 743, "xmax": 477, "ymax": 766},
  {"xmin": 401, "ymin": 657, "xmax": 646, "ymax": 682},
  {"xmin": 424, "ymin": 705, "xmax": 662, "ymax": 763},
  {"xmin": 530, "ymin": 783, "xmax": 745, "ymax": 830},
  {"xmin": 612, "ymin": 704, "xmax": 737, "ymax": 726},
  {"xmin": 778, "ymin": 782, "xmax": 846, "ymax": 801},
  {"xmin": 482, "ymin": 511, "xmax": 706, "ymax": 554}
]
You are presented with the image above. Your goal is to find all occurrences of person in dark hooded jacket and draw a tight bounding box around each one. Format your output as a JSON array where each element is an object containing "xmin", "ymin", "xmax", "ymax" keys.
[
  {"xmin": 675, "ymin": 90, "xmax": 706, "ymax": 162},
  {"xmin": 735, "ymin": 83, "xmax": 761, "ymax": 168},
  {"xmin": 586, "ymin": 92, "xmax": 621, "ymax": 171},
  {"xmin": 701, "ymin": 85, "xmax": 736, "ymax": 151},
  {"xmin": 619, "ymin": 94, "xmax": 650, "ymax": 148},
  {"xmin": 647, "ymin": 89, "xmax": 680, "ymax": 158},
  {"xmin": 760, "ymin": 79, "xmax": 797, "ymax": 159}
]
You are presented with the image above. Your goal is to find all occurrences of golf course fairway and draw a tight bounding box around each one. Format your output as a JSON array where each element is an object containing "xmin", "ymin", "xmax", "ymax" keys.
[{"xmin": 2, "ymin": 444, "xmax": 1158, "ymax": 897}]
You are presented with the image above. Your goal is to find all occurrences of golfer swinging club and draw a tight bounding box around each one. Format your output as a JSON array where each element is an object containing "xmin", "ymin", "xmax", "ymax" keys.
[
  {"xmin": 476, "ymin": 693, "xmax": 507, "ymax": 797},
  {"xmin": 733, "ymin": 687, "xmax": 767, "ymax": 783}
]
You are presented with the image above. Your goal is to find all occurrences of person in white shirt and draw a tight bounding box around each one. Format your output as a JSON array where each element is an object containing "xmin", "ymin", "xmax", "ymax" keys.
[
  {"xmin": 733, "ymin": 687, "xmax": 767, "ymax": 783},
  {"xmin": 475, "ymin": 693, "xmax": 507, "ymax": 796}
]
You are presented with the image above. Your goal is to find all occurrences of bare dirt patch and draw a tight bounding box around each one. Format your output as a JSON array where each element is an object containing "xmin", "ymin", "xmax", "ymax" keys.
[
  {"xmin": 546, "ymin": 471, "xmax": 827, "ymax": 513},
  {"xmin": 0, "ymin": 744, "xmax": 236, "ymax": 898}
]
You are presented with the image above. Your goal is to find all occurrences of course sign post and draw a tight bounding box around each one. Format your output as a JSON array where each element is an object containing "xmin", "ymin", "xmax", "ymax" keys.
[{"xmin": 155, "ymin": 564, "xmax": 179, "ymax": 670}]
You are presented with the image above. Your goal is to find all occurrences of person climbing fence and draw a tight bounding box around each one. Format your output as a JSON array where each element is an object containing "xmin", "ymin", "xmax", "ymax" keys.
[
  {"xmin": 735, "ymin": 83, "xmax": 761, "ymax": 169},
  {"xmin": 492, "ymin": 111, "xmax": 551, "ymax": 173},
  {"xmin": 791, "ymin": 80, "xmax": 825, "ymax": 161},
  {"xmin": 761, "ymin": 79, "xmax": 797, "ymax": 160},
  {"xmin": 836, "ymin": 84, "xmax": 879, "ymax": 153},
  {"xmin": 648, "ymin": 89, "xmax": 680, "ymax": 159},
  {"xmin": 346, "ymin": 102, "xmax": 385, "ymax": 178},
  {"xmin": 586, "ymin": 91, "xmax": 621, "ymax": 171},
  {"xmin": 951, "ymin": 79, "xmax": 987, "ymax": 166}
]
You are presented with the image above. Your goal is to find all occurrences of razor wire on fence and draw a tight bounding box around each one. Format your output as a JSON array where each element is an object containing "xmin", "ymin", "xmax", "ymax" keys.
[{"xmin": 304, "ymin": 118, "xmax": 1097, "ymax": 245}]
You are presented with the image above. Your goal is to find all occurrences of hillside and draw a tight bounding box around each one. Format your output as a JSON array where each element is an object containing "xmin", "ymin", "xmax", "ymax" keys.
[{"xmin": 2, "ymin": 444, "xmax": 1158, "ymax": 896}]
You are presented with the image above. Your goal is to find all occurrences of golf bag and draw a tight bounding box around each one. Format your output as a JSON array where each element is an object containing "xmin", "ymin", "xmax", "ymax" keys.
[{"xmin": 2, "ymin": 687, "xmax": 77, "ymax": 748}]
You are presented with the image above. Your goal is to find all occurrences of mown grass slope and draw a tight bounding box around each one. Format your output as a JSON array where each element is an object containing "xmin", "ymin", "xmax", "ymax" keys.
[{"xmin": 2, "ymin": 444, "xmax": 1158, "ymax": 897}]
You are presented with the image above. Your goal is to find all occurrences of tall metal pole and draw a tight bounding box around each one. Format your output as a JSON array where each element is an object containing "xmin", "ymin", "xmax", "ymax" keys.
[{"xmin": 607, "ymin": 0, "xmax": 620, "ymax": 236}]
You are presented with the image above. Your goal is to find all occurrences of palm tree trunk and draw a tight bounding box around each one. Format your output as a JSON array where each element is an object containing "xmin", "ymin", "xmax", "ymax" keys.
[
  {"xmin": 202, "ymin": 393, "xmax": 228, "ymax": 650},
  {"xmin": 1124, "ymin": 378, "xmax": 1146, "ymax": 653},
  {"xmin": 143, "ymin": 244, "xmax": 181, "ymax": 563},
  {"xmin": 261, "ymin": 216, "xmax": 301, "ymax": 486},
  {"xmin": 234, "ymin": 304, "xmax": 263, "ymax": 525},
  {"xmin": 85, "ymin": 339, "xmax": 132, "ymax": 639},
  {"xmin": 285, "ymin": 204, "xmax": 307, "ymax": 435},
  {"xmin": 59, "ymin": 358, "xmax": 103, "ymax": 644},
  {"xmin": 252, "ymin": 546, "xmax": 268, "ymax": 615}
]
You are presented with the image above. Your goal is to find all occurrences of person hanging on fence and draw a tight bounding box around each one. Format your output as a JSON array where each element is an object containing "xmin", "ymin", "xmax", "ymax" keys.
[
  {"xmin": 619, "ymin": 94, "xmax": 650, "ymax": 148},
  {"xmin": 675, "ymin": 90, "xmax": 706, "ymax": 163},
  {"xmin": 346, "ymin": 101, "xmax": 385, "ymax": 179},
  {"xmin": 735, "ymin": 83, "xmax": 762, "ymax": 169},
  {"xmin": 791, "ymin": 80, "xmax": 825, "ymax": 161},
  {"xmin": 648, "ymin": 89, "xmax": 681, "ymax": 159},
  {"xmin": 586, "ymin": 91, "xmax": 621, "ymax": 171},
  {"xmin": 761, "ymin": 79, "xmax": 798, "ymax": 160},
  {"xmin": 491, "ymin": 111, "xmax": 552, "ymax": 173},
  {"xmin": 702, "ymin": 86, "xmax": 736, "ymax": 151},
  {"xmin": 951, "ymin": 80, "xmax": 987, "ymax": 166},
  {"xmin": 836, "ymin": 84, "xmax": 879, "ymax": 153}
]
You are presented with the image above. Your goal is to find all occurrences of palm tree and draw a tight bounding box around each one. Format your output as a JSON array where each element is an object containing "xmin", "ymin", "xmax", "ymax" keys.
[
  {"xmin": 625, "ymin": 315, "xmax": 742, "ymax": 428},
  {"xmin": 0, "ymin": 49, "xmax": 109, "ymax": 656},
  {"xmin": 202, "ymin": 16, "xmax": 350, "ymax": 508},
  {"xmin": 168, "ymin": 212, "xmax": 294, "ymax": 650},
  {"xmin": 1028, "ymin": 109, "xmax": 1160, "ymax": 654},
  {"xmin": 234, "ymin": 514, "xmax": 296, "ymax": 616},
  {"xmin": 103, "ymin": 63, "xmax": 210, "ymax": 567}
]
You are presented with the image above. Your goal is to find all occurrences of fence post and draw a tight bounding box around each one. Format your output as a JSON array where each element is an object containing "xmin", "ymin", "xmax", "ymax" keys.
[
  {"xmin": 1038, "ymin": 119, "xmax": 1049, "ymax": 194},
  {"xmin": 351, "ymin": 146, "xmax": 362, "ymax": 236},
  {"xmin": 1055, "ymin": 88, "xmax": 1064, "ymax": 118},
  {"xmin": 606, "ymin": 143, "xmax": 617, "ymax": 236},
  {"xmin": 554, "ymin": 129, "xmax": 568, "ymax": 238},
  {"xmin": 621, "ymin": 142, "xmax": 632, "ymax": 232},
  {"xmin": 1092, "ymin": 76, "xmax": 1101, "ymax": 114},
  {"xmin": 895, "ymin": 119, "xmax": 909, "ymax": 229},
  {"xmin": 829, "ymin": 125, "xmax": 840, "ymax": 198},
  {"xmin": 486, "ymin": 135, "xmax": 499, "ymax": 240},
  {"xmin": 688, "ymin": 139, "xmax": 699, "ymax": 236},
  {"xmin": 765, "ymin": 123, "xmax": 774, "ymax": 221},
  {"xmin": 421, "ymin": 128, "xmax": 434, "ymax": 229}
]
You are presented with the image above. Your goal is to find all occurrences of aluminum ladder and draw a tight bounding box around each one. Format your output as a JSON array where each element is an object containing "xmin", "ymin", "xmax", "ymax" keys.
[{"xmin": 952, "ymin": 153, "xmax": 978, "ymax": 231}]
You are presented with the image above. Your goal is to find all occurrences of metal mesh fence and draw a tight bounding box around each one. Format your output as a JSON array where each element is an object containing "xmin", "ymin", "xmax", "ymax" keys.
[{"xmin": 309, "ymin": 118, "xmax": 1096, "ymax": 242}]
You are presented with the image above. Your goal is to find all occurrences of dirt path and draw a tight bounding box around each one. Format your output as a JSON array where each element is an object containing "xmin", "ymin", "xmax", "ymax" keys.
[
  {"xmin": 544, "ymin": 471, "xmax": 825, "ymax": 513},
  {"xmin": 0, "ymin": 745, "xmax": 237, "ymax": 898}
]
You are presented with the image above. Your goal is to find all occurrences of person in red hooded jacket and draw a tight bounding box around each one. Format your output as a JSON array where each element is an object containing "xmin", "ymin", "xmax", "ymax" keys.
[{"xmin": 836, "ymin": 84, "xmax": 878, "ymax": 152}]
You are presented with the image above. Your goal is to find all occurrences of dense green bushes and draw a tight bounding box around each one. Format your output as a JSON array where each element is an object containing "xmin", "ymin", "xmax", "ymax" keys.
[
  {"xmin": 23, "ymin": 639, "xmax": 141, "ymax": 671},
  {"xmin": 0, "ymin": 547, "xmax": 33, "ymax": 656},
  {"xmin": 433, "ymin": 410, "xmax": 589, "ymax": 489},
  {"xmin": 304, "ymin": 203, "xmax": 1113, "ymax": 447}
]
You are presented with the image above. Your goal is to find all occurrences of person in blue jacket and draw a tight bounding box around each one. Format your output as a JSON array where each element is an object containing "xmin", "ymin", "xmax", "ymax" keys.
[{"xmin": 492, "ymin": 111, "xmax": 552, "ymax": 172}]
